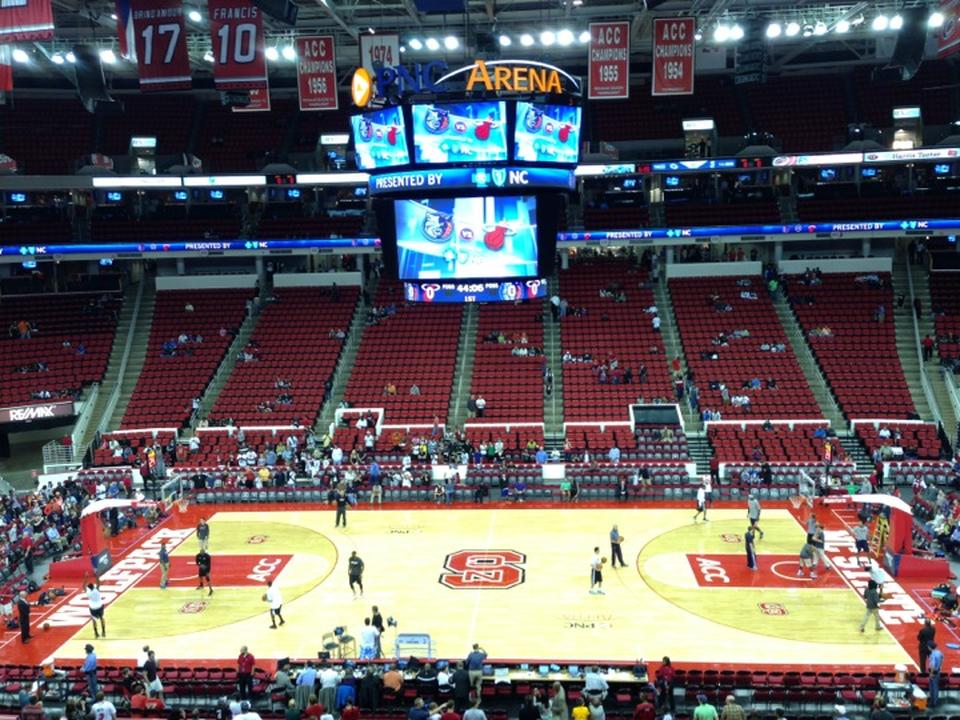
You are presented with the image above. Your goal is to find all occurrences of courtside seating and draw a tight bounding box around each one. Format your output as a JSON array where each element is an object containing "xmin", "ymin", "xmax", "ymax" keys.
[
  {"xmin": 342, "ymin": 282, "xmax": 462, "ymax": 423},
  {"xmin": 707, "ymin": 423, "xmax": 843, "ymax": 465},
  {"xmin": 120, "ymin": 289, "xmax": 252, "ymax": 429},
  {"xmin": 470, "ymin": 304, "xmax": 544, "ymax": 423},
  {"xmin": 887, "ymin": 460, "xmax": 955, "ymax": 486},
  {"xmin": 208, "ymin": 287, "xmax": 357, "ymax": 426},
  {"xmin": 854, "ymin": 421, "xmax": 943, "ymax": 461},
  {"xmin": 725, "ymin": 462, "xmax": 855, "ymax": 486},
  {"xmin": 0, "ymin": 293, "xmax": 121, "ymax": 407},
  {"xmin": 930, "ymin": 272, "xmax": 960, "ymax": 362},
  {"xmin": 669, "ymin": 276, "xmax": 821, "ymax": 418},
  {"xmin": 559, "ymin": 259, "xmax": 673, "ymax": 421},
  {"xmin": 564, "ymin": 424, "xmax": 689, "ymax": 461},
  {"xmin": 786, "ymin": 273, "xmax": 915, "ymax": 418}
]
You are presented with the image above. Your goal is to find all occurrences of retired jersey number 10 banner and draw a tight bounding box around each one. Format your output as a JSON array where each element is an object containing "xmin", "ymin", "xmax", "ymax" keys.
[{"xmin": 208, "ymin": 0, "xmax": 267, "ymax": 90}]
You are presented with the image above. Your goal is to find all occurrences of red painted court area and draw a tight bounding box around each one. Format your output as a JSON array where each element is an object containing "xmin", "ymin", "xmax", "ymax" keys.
[
  {"xmin": 686, "ymin": 553, "xmax": 848, "ymax": 588},
  {"xmin": 141, "ymin": 554, "xmax": 292, "ymax": 587}
]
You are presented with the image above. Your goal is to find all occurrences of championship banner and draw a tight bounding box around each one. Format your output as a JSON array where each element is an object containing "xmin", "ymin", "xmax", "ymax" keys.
[
  {"xmin": 0, "ymin": 0, "xmax": 54, "ymax": 42},
  {"xmin": 232, "ymin": 83, "xmax": 270, "ymax": 112},
  {"xmin": 131, "ymin": 0, "xmax": 191, "ymax": 91},
  {"xmin": 359, "ymin": 32, "xmax": 399, "ymax": 79},
  {"xmin": 589, "ymin": 21, "xmax": 629, "ymax": 100},
  {"xmin": 208, "ymin": 0, "xmax": 267, "ymax": 90},
  {"xmin": 652, "ymin": 18, "xmax": 695, "ymax": 95},
  {"xmin": 937, "ymin": 0, "xmax": 960, "ymax": 58},
  {"xmin": 0, "ymin": 45, "xmax": 11, "ymax": 97},
  {"xmin": 297, "ymin": 35, "xmax": 338, "ymax": 111}
]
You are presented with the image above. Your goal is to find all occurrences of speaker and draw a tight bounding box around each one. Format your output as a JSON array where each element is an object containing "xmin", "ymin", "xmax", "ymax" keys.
[
  {"xmin": 72, "ymin": 45, "xmax": 117, "ymax": 114},
  {"xmin": 886, "ymin": 8, "xmax": 926, "ymax": 81},
  {"xmin": 250, "ymin": 0, "xmax": 297, "ymax": 25}
]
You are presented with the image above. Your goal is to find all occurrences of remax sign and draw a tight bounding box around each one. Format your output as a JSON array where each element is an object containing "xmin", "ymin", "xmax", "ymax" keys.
[
  {"xmin": 0, "ymin": 401, "xmax": 74, "ymax": 424},
  {"xmin": 354, "ymin": 59, "xmax": 581, "ymax": 107}
]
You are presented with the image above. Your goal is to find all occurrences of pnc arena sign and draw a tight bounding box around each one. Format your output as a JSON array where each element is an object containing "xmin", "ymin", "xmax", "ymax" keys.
[{"xmin": 352, "ymin": 59, "xmax": 580, "ymax": 107}]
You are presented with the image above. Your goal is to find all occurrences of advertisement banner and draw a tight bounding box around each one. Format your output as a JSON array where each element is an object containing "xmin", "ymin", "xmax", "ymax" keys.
[
  {"xmin": 0, "ymin": 0, "xmax": 54, "ymax": 42},
  {"xmin": 588, "ymin": 21, "xmax": 630, "ymax": 100},
  {"xmin": 0, "ymin": 401, "xmax": 74, "ymax": 424},
  {"xmin": 359, "ymin": 32, "xmax": 399, "ymax": 79},
  {"xmin": 131, "ymin": 0, "xmax": 192, "ymax": 91},
  {"xmin": 208, "ymin": 0, "xmax": 267, "ymax": 90},
  {"xmin": 938, "ymin": 0, "xmax": 960, "ymax": 57},
  {"xmin": 232, "ymin": 83, "xmax": 271, "ymax": 112},
  {"xmin": 296, "ymin": 35, "xmax": 338, "ymax": 111},
  {"xmin": 652, "ymin": 18, "xmax": 695, "ymax": 95}
]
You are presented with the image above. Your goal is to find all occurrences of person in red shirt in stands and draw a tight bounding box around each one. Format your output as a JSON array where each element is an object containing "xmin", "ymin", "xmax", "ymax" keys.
[
  {"xmin": 341, "ymin": 700, "xmax": 360, "ymax": 720},
  {"xmin": 655, "ymin": 657, "xmax": 676, "ymax": 714},
  {"xmin": 440, "ymin": 701, "xmax": 461, "ymax": 720},
  {"xmin": 130, "ymin": 689, "xmax": 149, "ymax": 713},
  {"xmin": 303, "ymin": 695, "xmax": 324, "ymax": 720},
  {"xmin": 237, "ymin": 646, "xmax": 256, "ymax": 700},
  {"xmin": 145, "ymin": 691, "xmax": 166, "ymax": 712},
  {"xmin": 633, "ymin": 694, "xmax": 655, "ymax": 720}
]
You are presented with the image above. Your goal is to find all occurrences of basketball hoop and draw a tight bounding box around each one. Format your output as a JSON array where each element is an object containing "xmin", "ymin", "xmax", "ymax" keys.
[
  {"xmin": 789, "ymin": 495, "xmax": 802, "ymax": 509},
  {"xmin": 176, "ymin": 496, "xmax": 190, "ymax": 513}
]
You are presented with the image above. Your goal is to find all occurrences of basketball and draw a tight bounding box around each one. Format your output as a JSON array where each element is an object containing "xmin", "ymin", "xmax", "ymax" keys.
[
  {"xmin": 602, "ymin": 557, "xmax": 608, "ymax": 564},
  {"xmin": 261, "ymin": 593, "xmax": 268, "ymax": 602},
  {"xmin": 42, "ymin": 622, "xmax": 50, "ymax": 631}
]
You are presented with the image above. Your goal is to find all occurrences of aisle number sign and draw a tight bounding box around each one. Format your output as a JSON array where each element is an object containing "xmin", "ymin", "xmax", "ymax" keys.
[{"xmin": 589, "ymin": 21, "xmax": 630, "ymax": 99}]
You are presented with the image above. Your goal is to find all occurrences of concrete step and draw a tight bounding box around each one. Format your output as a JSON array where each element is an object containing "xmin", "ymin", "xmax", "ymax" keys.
[{"xmin": 447, "ymin": 304, "xmax": 478, "ymax": 430}]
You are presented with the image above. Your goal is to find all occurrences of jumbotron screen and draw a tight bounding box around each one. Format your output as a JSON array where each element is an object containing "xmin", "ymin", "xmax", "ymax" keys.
[
  {"xmin": 394, "ymin": 195, "xmax": 538, "ymax": 280},
  {"xmin": 410, "ymin": 101, "xmax": 508, "ymax": 164},
  {"xmin": 513, "ymin": 102, "xmax": 582, "ymax": 164},
  {"xmin": 351, "ymin": 106, "xmax": 410, "ymax": 171}
]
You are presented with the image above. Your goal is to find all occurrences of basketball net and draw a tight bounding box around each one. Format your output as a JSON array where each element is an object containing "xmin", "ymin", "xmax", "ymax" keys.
[
  {"xmin": 788, "ymin": 495, "xmax": 802, "ymax": 509},
  {"xmin": 176, "ymin": 496, "xmax": 190, "ymax": 513}
]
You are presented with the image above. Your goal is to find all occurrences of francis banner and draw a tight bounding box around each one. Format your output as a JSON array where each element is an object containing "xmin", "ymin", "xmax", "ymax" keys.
[
  {"xmin": 652, "ymin": 18, "xmax": 695, "ymax": 95},
  {"xmin": 297, "ymin": 35, "xmax": 338, "ymax": 111},
  {"xmin": 588, "ymin": 21, "xmax": 630, "ymax": 100},
  {"xmin": 208, "ymin": 0, "xmax": 267, "ymax": 90}
]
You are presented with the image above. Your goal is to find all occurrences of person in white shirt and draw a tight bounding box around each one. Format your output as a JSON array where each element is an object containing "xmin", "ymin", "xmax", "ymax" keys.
[
  {"xmin": 85, "ymin": 576, "xmax": 106, "ymax": 638},
  {"xmin": 229, "ymin": 697, "xmax": 243, "ymax": 716},
  {"xmin": 91, "ymin": 692, "xmax": 117, "ymax": 720},
  {"xmin": 264, "ymin": 580, "xmax": 285, "ymax": 629},
  {"xmin": 693, "ymin": 483, "xmax": 708, "ymax": 522},
  {"xmin": 583, "ymin": 666, "xmax": 609, "ymax": 700},
  {"xmin": 589, "ymin": 547, "xmax": 605, "ymax": 595},
  {"xmin": 236, "ymin": 701, "xmax": 262, "ymax": 720},
  {"xmin": 318, "ymin": 665, "xmax": 340, "ymax": 711},
  {"xmin": 359, "ymin": 617, "xmax": 380, "ymax": 660},
  {"xmin": 652, "ymin": 315, "xmax": 661, "ymax": 332}
]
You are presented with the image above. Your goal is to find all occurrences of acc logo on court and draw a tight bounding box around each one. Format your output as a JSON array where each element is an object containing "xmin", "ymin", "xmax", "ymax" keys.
[
  {"xmin": 439, "ymin": 550, "xmax": 526, "ymax": 590},
  {"xmin": 721, "ymin": 534, "xmax": 742, "ymax": 544},
  {"xmin": 179, "ymin": 600, "xmax": 208, "ymax": 614},
  {"xmin": 758, "ymin": 602, "xmax": 788, "ymax": 616},
  {"xmin": 247, "ymin": 535, "xmax": 269, "ymax": 544}
]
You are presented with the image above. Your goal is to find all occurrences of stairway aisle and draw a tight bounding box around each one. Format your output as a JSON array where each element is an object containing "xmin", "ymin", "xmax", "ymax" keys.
[
  {"xmin": 772, "ymin": 294, "xmax": 848, "ymax": 430},
  {"xmin": 891, "ymin": 260, "xmax": 934, "ymax": 420},
  {"xmin": 446, "ymin": 304, "xmax": 478, "ymax": 431},
  {"xmin": 653, "ymin": 279, "xmax": 700, "ymax": 432},
  {"xmin": 838, "ymin": 436, "xmax": 875, "ymax": 475},
  {"xmin": 105, "ymin": 280, "xmax": 157, "ymax": 429},
  {"xmin": 543, "ymin": 277, "xmax": 565, "ymax": 447}
]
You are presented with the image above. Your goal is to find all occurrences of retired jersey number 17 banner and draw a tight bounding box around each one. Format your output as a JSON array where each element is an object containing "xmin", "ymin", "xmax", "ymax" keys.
[{"xmin": 208, "ymin": 0, "xmax": 267, "ymax": 90}]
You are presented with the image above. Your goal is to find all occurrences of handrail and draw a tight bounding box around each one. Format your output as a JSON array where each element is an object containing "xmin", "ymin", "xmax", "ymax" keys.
[
  {"xmin": 904, "ymin": 254, "xmax": 944, "ymax": 430},
  {"xmin": 97, "ymin": 279, "xmax": 145, "ymax": 436},
  {"xmin": 69, "ymin": 382, "xmax": 99, "ymax": 452},
  {"xmin": 943, "ymin": 369, "xmax": 960, "ymax": 438}
]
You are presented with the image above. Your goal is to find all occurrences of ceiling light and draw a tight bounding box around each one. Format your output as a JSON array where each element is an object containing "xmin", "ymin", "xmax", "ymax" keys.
[
  {"xmin": 694, "ymin": 29, "xmax": 703, "ymax": 40},
  {"xmin": 540, "ymin": 30, "xmax": 556, "ymax": 45},
  {"xmin": 408, "ymin": 38, "xmax": 423, "ymax": 50},
  {"xmin": 929, "ymin": 12, "xmax": 945, "ymax": 28},
  {"xmin": 558, "ymin": 29, "xmax": 574, "ymax": 45},
  {"xmin": 813, "ymin": 21, "xmax": 828, "ymax": 35},
  {"xmin": 281, "ymin": 45, "xmax": 296, "ymax": 61},
  {"xmin": 66, "ymin": 51, "xmax": 76, "ymax": 63},
  {"xmin": 889, "ymin": 14, "xmax": 903, "ymax": 30},
  {"xmin": 51, "ymin": 52, "xmax": 64, "ymax": 65},
  {"xmin": 765, "ymin": 22, "xmax": 782, "ymax": 38},
  {"xmin": 399, "ymin": 46, "xmax": 406, "ymax": 53},
  {"xmin": 110, "ymin": 13, "xmax": 117, "ymax": 19},
  {"xmin": 785, "ymin": 21, "xmax": 800, "ymax": 36},
  {"xmin": 579, "ymin": 30, "xmax": 591, "ymax": 43},
  {"xmin": 835, "ymin": 19, "xmax": 850, "ymax": 33},
  {"xmin": 729, "ymin": 24, "xmax": 744, "ymax": 40},
  {"xmin": 520, "ymin": 33, "xmax": 534, "ymax": 46},
  {"xmin": 498, "ymin": 34, "xmax": 512, "ymax": 46},
  {"xmin": 265, "ymin": 46, "xmax": 279, "ymax": 61},
  {"xmin": 203, "ymin": 50, "xmax": 214, "ymax": 62},
  {"xmin": 443, "ymin": 35, "xmax": 459, "ymax": 49},
  {"xmin": 425, "ymin": 37, "xmax": 440, "ymax": 50},
  {"xmin": 872, "ymin": 14, "xmax": 889, "ymax": 31},
  {"xmin": 11, "ymin": 48, "xmax": 29, "ymax": 63},
  {"xmin": 713, "ymin": 24, "xmax": 730, "ymax": 42},
  {"xmin": 572, "ymin": 0, "xmax": 583, "ymax": 5},
  {"xmin": 188, "ymin": 9, "xmax": 202, "ymax": 22},
  {"xmin": 801, "ymin": 23, "xmax": 814, "ymax": 37},
  {"xmin": 99, "ymin": 49, "xmax": 116, "ymax": 64}
]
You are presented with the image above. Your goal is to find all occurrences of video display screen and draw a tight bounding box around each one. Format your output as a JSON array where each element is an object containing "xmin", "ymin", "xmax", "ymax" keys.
[
  {"xmin": 395, "ymin": 195, "xmax": 538, "ymax": 280},
  {"xmin": 513, "ymin": 102, "xmax": 582, "ymax": 164},
  {"xmin": 351, "ymin": 106, "xmax": 410, "ymax": 171},
  {"xmin": 410, "ymin": 102, "xmax": 508, "ymax": 164},
  {"xmin": 403, "ymin": 279, "xmax": 548, "ymax": 303}
]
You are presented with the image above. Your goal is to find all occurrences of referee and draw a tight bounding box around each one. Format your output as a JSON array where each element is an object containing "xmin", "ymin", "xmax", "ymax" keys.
[{"xmin": 348, "ymin": 551, "xmax": 364, "ymax": 597}]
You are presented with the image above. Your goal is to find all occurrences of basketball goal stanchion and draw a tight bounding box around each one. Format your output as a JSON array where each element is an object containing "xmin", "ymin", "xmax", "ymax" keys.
[{"xmin": 159, "ymin": 475, "xmax": 188, "ymax": 514}]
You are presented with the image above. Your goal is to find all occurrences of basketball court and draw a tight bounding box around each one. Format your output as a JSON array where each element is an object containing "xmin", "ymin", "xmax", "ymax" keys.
[{"xmin": 0, "ymin": 501, "xmax": 943, "ymax": 670}]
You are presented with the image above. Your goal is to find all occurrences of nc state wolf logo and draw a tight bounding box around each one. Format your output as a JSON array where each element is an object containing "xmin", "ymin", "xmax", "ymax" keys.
[{"xmin": 439, "ymin": 550, "xmax": 526, "ymax": 589}]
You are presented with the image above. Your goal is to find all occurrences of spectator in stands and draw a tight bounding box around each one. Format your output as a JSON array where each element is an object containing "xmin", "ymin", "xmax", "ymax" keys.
[
  {"xmin": 410, "ymin": 384, "xmax": 421, "ymax": 396},
  {"xmin": 693, "ymin": 694, "xmax": 718, "ymax": 720},
  {"xmin": 608, "ymin": 446, "xmax": 621, "ymax": 464},
  {"xmin": 720, "ymin": 696, "xmax": 746, "ymax": 720},
  {"xmin": 923, "ymin": 335, "xmax": 935, "ymax": 362},
  {"xmin": 475, "ymin": 396, "xmax": 486, "ymax": 418},
  {"xmin": 652, "ymin": 315, "xmax": 661, "ymax": 333},
  {"xmin": 914, "ymin": 297, "xmax": 923, "ymax": 321}
]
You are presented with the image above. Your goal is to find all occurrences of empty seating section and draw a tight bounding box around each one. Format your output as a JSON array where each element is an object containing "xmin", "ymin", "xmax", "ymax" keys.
[
  {"xmin": 0, "ymin": 217, "xmax": 73, "ymax": 244},
  {"xmin": 664, "ymin": 199, "xmax": 780, "ymax": 227},
  {"xmin": 560, "ymin": 259, "xmax": 672, "ymax": 421},
  {"xmin": 854, "ymin": 422, "xmax": 943, "ymax": 460},
  {"xmin": 708, "ymin": 424, "xmax": 842, "ymax": 465},
  {"xmin": 99, "ymin": 94, "xmax": 193, "ymax": 157},
  {"xmin": 257, "ymin": 214, "xmax": 364, "ymax": 239},
  {"xmin": 208, "ymin": 288, "xmax": 357, "ymax": 426},
  {"xmin": 583, "ymin": 206, "xmax": 649, "ymax": 229},
  {"xmin": 745, "ymin": 75, "xmax": 847, "ymax": 151},
  {"xmin": 0, "ymin": 293, "xmax": 121, "ymax": 407},
  {"xmin": 92, "ymin": 214, "xmax": 242, "ymax": 242},
  {"xmin": 786, "ymin": 273, "xmax": 915, "ymax": 418},
  {"xmin": 564, "ymin": 423, "xmax": 689, "ymax": 461},
  {"xmin": 798, "ymin": 194, "xmax": 959, "ymax": 222},
  {"xmin": 471, "ymin": 305, "xmax": 544, "ymax": 423},
  {"xmin": 931, "ymin": 272, "xmax": 960, "ymax": 361},
  {"xmin": 1, "ymin": 98, "xmax": 94, "ymax": 174},
  {"xmin": 853, "ymin": 63, "xmax": 953, "ymax": 127},
  {"xmin": 121, "ymin": 289, "xmax": 252, "ymax": 429},
  {"xmin": 197, "ymin": 98, "xmax": 298, "ymax": 172},
  {"xmin": 92, "ymin": 430, "xmax": 176, "ymax": 467},
  {"xmin": 669, "ymin": 276, "xmax": 821, "ymax": 418},
  {"xmin": 343, "ymin": 283, "xmax": 462, "ymax": 423}
]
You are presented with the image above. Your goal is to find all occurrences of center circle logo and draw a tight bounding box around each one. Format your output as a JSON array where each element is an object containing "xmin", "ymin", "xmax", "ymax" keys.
[
  {"xmin": 247, "ymin": 535, "xmax": 269, "ymax": 544},
  {"xmin": 439, "ymin": 549, "xmax": 526, "ymax": 589},
  {"xmin": 179, "ymin": 600, "xmax": 208, "ymax": 615}
]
